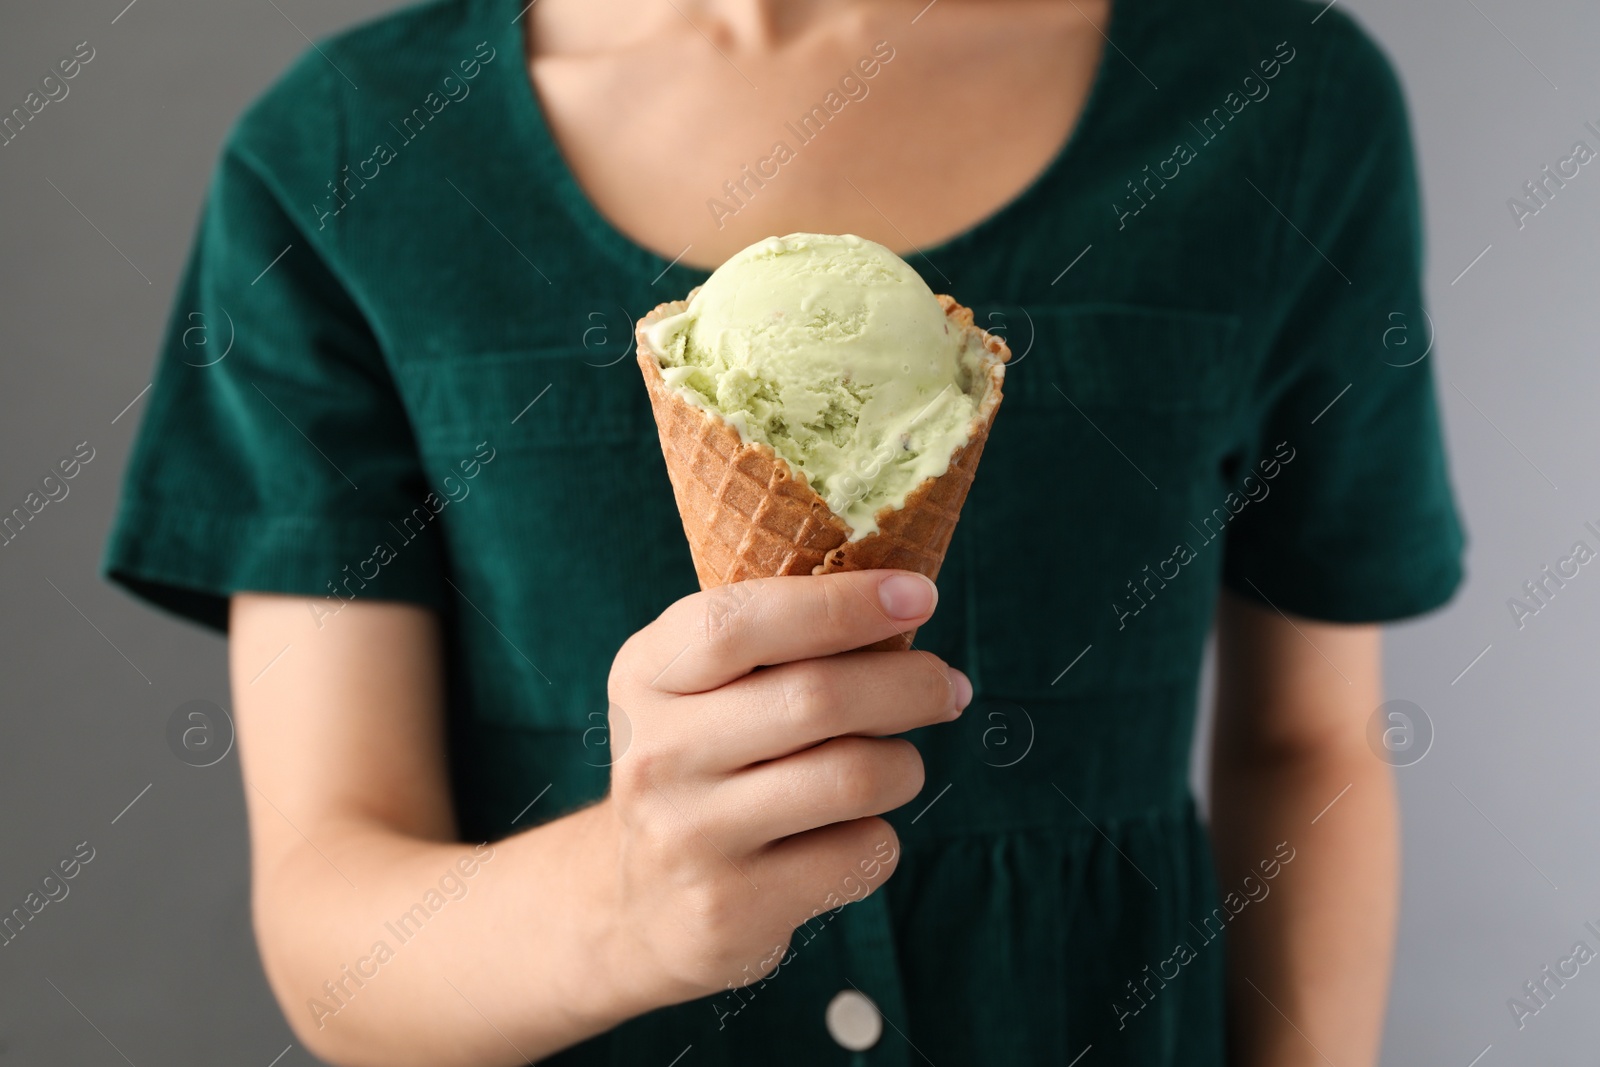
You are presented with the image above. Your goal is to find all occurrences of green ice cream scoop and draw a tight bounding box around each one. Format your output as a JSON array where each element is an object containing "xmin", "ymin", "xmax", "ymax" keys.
[{"xmin": 643, "ymin": 232, "xmax": 985, "ymax": 539}]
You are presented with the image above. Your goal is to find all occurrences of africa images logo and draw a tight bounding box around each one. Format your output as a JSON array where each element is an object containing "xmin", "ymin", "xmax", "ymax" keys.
[
  {"xmin": 704, "ymin": 41, "xmax": 897, "ymax": 230},
  {"xmin": 1112, "ymin": 41, "xmax": 1297, "ymax": 229},
  {"xmin": 311, "ymin": 41, "xmax": 497, "ymax": 230}
]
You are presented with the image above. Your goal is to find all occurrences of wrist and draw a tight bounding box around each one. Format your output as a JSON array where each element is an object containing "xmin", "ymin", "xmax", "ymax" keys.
[{"xmin": 548, "ymin": 798, "xmax": 681, "ymax": 1030}]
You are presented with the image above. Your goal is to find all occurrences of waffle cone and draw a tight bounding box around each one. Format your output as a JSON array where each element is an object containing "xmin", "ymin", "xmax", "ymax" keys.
[{"xmin": 636, "ymin": 291, "xmax": 1010, "ymax": 651}]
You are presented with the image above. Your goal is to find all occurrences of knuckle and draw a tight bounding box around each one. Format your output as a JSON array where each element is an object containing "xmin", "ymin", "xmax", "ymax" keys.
[
  {"xmin": 609, "ymin": 744, "xmax": 661, "ymax": 804},
  {"xmin": 829, "ymin": 741, "xmax": 885, "ymax": 812},
  {"xmin": 777, "ymin": 663, "xmax": 840, "ymax": 735},
  {"xmin": 816, "ymin": 577, "xmax": 857, "ymax": 635},
  {"xmin": 622, "ymin": 798, "xmax": 702, "ymax": 882},
  {"xmin": 626, "ymin": 820, "xmax": 674, "ymax": 873},
  {"xmin": 681, "ymin": 877, "xmax": 748, "ymax": 939},
  {"xmin": 693, "ymin": 591, "xmax": 745, "ymax": 661},
  {"xmin": 607, "ymin": 632, "xmax": 645, "ymax": 700}
]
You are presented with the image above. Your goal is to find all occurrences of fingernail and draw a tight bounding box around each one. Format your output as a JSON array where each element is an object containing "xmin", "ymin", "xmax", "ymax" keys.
[
  {"xmin": 948, "ymin": 668, "xmax": 973, "ymax": 714},
  {"xmin": 878, "ymin": 573, "xmax": 936, "ymax": 620}
]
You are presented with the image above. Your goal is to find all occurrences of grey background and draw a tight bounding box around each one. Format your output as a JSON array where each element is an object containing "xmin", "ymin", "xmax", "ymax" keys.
[{"xmin": 1, "ymin": 0, "xmax": 1596, "ymax": 1064}]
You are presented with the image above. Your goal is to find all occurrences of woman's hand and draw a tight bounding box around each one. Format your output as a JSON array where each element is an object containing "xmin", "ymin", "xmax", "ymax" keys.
[
  {"xmin": 228, "ymin": 573, "xmax": 964, "ymax": 1066},
  {"xmin": 599, "ymin": 569, "xmax": 970, "ymax": 1003}
]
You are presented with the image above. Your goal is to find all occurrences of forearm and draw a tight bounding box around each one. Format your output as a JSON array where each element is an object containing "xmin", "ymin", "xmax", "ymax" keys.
[
  {"xmin": 229, "ymin": 578, "xmax": 949, "ymax": 1067},
  {"xmin": 257, "ymin": 800, "xmax": 660, "ymax": 1067},
  {"xmin": 1209, "ymin": 735, "xmax": 1398, "ymax": 1067}
]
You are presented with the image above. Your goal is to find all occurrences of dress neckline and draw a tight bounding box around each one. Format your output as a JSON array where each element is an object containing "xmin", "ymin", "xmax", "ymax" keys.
[{"xmin": 482, "ymin": 0, "xmax": 1130, "ymax": 284}]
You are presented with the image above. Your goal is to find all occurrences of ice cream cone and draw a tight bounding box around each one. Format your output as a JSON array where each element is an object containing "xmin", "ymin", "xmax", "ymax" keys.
[{"xmin": 636, "ymin": 290, "xmax": 1011, "ymax": 652}]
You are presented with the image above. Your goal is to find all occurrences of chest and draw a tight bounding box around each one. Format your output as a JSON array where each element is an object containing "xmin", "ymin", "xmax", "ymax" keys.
[{"xmin": 524, "ymin": 2, "xmax": 1108, "ymax": 267}]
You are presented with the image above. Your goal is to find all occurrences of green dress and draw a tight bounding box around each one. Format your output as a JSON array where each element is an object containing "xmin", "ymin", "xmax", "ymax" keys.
[{"xmin": 104, "ymin": 0, "xmax": 1465, "ymax": 1061}]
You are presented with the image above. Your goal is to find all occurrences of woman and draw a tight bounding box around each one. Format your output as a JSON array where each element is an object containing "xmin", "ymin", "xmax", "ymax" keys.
[{"xmin": 105, "ymin": 0, "xmax": 1464, "ymax": 1063}]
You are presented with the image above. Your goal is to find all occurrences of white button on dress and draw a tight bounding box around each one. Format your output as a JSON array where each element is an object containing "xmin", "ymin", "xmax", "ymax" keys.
[{"xmin": 825, "ymin": 990, "xmax": 883, "ymax": 1051}]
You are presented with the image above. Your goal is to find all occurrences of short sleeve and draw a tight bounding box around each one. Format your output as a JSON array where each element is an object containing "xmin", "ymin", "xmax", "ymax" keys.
[
  {"xmin": 1221, "ymin": 18, "xmax": 1466, "ymax": 623},
  {"xmin": 102, "ymin": 58, "xmax": 444, "ymax": 631}
]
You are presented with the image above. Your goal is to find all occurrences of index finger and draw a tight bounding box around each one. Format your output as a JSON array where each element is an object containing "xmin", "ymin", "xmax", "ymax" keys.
[{"xmin": 638, "ymin": 570, "xmax": 938, "ymax": 694}]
